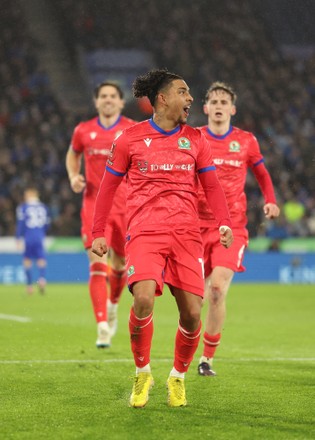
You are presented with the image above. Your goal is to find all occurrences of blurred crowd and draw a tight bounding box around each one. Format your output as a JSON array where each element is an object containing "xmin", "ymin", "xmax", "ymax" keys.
[{"xmin": 1, "ymin": 0, "xmax": 314, "ymax": 240}]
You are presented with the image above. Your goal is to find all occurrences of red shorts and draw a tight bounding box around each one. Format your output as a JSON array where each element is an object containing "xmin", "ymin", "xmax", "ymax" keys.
[
  {"xmin": 81, "ymin": 197, "xmax": 126, "ymax": 256},
  {"xmin": 125, "ymin": 229, "xmax": 205, "ymax": 297},
  {"xmin": 201, "ymin": 227, "xmax": 248, "ymax": 278}
]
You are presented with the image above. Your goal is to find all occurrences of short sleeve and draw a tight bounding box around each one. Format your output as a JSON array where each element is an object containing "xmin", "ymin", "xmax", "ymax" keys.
[
  {"xmin": 70, "ymin": 124, "xmax": 84, "ymax": 153},
  {"xmin": 248, "ymin": 134, "xmax": 264, "ymax": 168},
  {"xmin": 196, "ymin": 131, "xmax": 216, "ymax": 174}
]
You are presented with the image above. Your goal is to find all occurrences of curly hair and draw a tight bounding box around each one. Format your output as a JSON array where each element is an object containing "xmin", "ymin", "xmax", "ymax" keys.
[{"xmin": 132, "ymin": 68, "xmax": 183, "ymax": 106}]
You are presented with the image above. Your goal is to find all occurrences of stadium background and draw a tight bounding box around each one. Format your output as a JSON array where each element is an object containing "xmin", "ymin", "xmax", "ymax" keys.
[{"xmin": 1, "ymin": 0, "xmax": 315, "ymax": 283}]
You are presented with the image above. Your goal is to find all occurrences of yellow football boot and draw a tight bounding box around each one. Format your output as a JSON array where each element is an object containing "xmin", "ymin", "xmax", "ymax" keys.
[
  {"xmin": 129, "ymin": 373, "xmax": 154, "ymax": 408},
  {"xmin": 167, "ymin": 376, "xmax": 187, "ymax": 407}
]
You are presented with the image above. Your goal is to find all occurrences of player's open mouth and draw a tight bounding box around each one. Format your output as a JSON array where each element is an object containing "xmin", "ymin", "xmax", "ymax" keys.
[
  {"xmin": 183, "ymin": 106, "xmax": 190, "ymax": 116},
  {"xmin": 215, "ymin": 112, "xmax": 223, "ymax": 116}
]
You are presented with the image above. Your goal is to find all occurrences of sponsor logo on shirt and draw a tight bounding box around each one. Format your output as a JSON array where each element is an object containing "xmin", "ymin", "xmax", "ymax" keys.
[
  {"xmin": 229, "ymin": 141, "xmax": 241, "ymax": 152},
  {"xmin": 178, "ymin": 137, "xmax": 191, "ymax": 149},
  {"xmin": 87, "ymin": 147, "xmax": 111, "ymax": 156},
  {"xmin": 214, "ymin": 158, "xmax": 243, "ymax": 167},
  {"xmin": 150, "ymin": 163, "xmax": 194, "ymax": 171}
]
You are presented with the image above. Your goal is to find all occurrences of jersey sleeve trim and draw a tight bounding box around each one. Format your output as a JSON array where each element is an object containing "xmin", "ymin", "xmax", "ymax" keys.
[
  {"xmin": 70, "ymin": 144, "xmax": 82, "ymax": 154},
  {"xmin": 105, "ymin": 165, "xmax": 126, "ymax": 177},
  {"xmin": 198, "ymin": 165, "xmax": 216, "ymax": 174},
  {"xmin": 253, "ymin": 158, "xmax": 264, "ymax": 167}
]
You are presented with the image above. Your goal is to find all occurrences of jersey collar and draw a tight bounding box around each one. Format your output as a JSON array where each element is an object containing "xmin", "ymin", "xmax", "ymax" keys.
[
  {"xmin": 206, "ymin": 125, "xmax": 233, "ymax": 139},
  {"xmin": 97, "ymin": 115, "xmax": 122, "ymax": 130},
  {"xmin": 149, "ymin": 118, "xmax": 181, "ymax": 136}
]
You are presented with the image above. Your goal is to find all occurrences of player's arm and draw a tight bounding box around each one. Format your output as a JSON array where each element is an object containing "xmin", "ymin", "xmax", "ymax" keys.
[
  {"xmin": 91, "ymin": 170, "xmax": 124, "ymax": 257},
  {"xmin": 249, "ymin": 135, "xmax": 280, "ymax": 219},
  {"xmin": 198, "ymin": 170, "xmax": 233, "ymax": 248},
  {"xmin": 92, "ymin": 132, "xmax": 129, "ymax": 257},
  {"xmin": 252, "ymin": 163, "xmax": 280, "ymax": 219},
  {"xmin": 66, "ymin": 147, "xmax": 86, "ymax": 193},
  {"xmin": 197, "ymin": 131, "xmax": 233, "ymax": 248}
]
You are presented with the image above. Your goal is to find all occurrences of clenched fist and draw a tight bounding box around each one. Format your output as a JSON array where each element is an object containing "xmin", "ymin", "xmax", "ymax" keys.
[
  {"xmin": 92, "ymin": 237, "xmax": 108, "ymax": 257},
  {"xmin": 219, "ymin": 226, "xmax": 234, "ymax": 248}
]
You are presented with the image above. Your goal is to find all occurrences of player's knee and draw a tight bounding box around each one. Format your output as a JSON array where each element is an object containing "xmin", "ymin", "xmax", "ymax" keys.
[
  {"xmin": 180, "ymin": 308, "xmax": 201, "ymax": 331},
  {"xmin": 133, "ymin": 292, "xmax": 154, "ymax": 317},
  {"xmin": 209, "ymin": 284, "xmax": 225, "ymax": 306}
]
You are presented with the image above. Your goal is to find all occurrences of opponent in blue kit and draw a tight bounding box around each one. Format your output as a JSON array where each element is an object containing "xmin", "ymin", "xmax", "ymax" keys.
[{"xmin": 16, "ymin": 187, "xmax": 50, "ymax": 294}]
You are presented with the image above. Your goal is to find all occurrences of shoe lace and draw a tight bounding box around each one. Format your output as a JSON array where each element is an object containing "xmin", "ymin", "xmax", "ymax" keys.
[
  {"xmin": 134, "ymin": 374, "xmax": 149, "ymax": 395},
  {"xmin": 200, "ymin": 362, "xmax": 210, "ymax": 371},
  {"xmin": 172, "ymin": 378, "xmax": 185, "ymax": 400}
]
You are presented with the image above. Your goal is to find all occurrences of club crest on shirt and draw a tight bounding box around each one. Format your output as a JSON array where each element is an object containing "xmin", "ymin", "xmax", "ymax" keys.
[
  {"xmin": 127, "ymin": 265, "xmax": 135, "ymax": 277},
  {"xmin": 178, "ymin": 137, "xmax": 191, "ymax": 150},
  {"xmin": 137, "ymin": 160, "xmax": 148, "ymax": 174},
  {"xmin": 229, "ymin": 141, "xmax": 240, "ymax": 152},
  {"xmin": 90, "ymin": 132, "xmax": 97, "ymax": 140}
]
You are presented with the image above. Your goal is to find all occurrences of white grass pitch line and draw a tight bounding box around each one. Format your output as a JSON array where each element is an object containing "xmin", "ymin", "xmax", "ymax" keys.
[
  {"xmin": 0, "ymin": 313, "xmax": 32, "ymax": 323},
  {"xmin": 0, "ymin": 357, "xmax": 314, "ymax": 365}
]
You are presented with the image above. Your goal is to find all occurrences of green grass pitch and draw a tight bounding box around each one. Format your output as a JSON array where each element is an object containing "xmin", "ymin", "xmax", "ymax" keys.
[{"xmin": 1, "ymin": 283, "xmax": 314, "ymax": 440}]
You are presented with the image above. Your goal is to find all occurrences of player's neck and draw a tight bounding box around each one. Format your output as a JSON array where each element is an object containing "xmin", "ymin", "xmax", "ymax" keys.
[
  {"xmin": 208, "ymin": 121, "xmax": 230, "ymax": 136},
  {"xmin": 98, "ymin": 113, "xmax": 120, "ymax": 128},
  {"xmin": 152, "ymin": 114, "xmax": 179, "ymax": 131}
]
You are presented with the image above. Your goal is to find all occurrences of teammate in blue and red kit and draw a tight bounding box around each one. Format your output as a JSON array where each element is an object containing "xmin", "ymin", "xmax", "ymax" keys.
[
  {"xmin": 16, "ymin": 187, "xmax": 50, "ymax": 294},
  {"xmin": 197, "ymin": 82, "xmax": 280, "ymax": 376},
  {"xmin": 92, "ymin": 69, "xmax": 233, "ymax": 408},
  {"xmin": 66, "ymin": 82, "xmax": 135, "ymax": 348}
]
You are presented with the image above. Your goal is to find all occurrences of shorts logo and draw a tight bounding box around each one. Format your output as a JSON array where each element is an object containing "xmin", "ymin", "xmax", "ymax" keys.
[
  {"xmin": 229, "ymin": 141, "xmax": 240, "ymax": 152},
  {"xmin": 178, "ymin": 137, "xmax": 191, "ymax": 150},
  {"xmin": 127, "ymin": 265, "xmax": 135, "ymax": 277}
]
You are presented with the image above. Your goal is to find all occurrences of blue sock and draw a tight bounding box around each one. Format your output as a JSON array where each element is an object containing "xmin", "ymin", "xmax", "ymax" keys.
[
  {"xmin": 25, "ymin": 267, "xmax": 32, "ymax": 285},
  {"xmin": 38, "ymin": 266, "xmax": 46, "ymax": 280}
]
